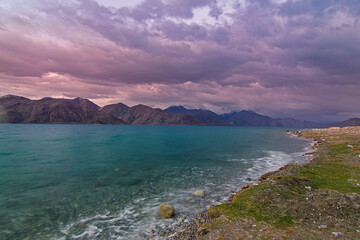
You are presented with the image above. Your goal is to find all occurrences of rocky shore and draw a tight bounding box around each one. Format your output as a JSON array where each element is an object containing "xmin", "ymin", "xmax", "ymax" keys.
[{"xmin": 168, "ymin": 126, "xmax": 360, "ymax": 239}]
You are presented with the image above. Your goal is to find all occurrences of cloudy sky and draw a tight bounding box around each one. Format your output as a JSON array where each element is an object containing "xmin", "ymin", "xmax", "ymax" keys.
[{"xmin": 0, "ymin": 0, "xmax": 359, "ymax": 122}]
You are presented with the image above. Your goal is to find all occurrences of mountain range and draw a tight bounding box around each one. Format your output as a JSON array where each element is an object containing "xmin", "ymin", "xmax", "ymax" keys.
[
  {"xmin": 0, "ymin": 95, "xmax": 340, "ymax": 127},
  {"xmin": 100, "ymin": 103, "xmax": 203, "ymax": 125},
  {"xmin": 164, "ymin": 106, "xmax": 323, "ymax": 128},
  {"xmin": 0, "ymin": 95, "xmax": 124, "ymax": 124},
  {"xmin": 333, "ymin": 118, "xmax": 360, "ymax": 127}
]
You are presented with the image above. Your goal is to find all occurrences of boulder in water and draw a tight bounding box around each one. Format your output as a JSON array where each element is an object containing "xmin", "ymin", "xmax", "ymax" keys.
[
  {"xmin": 158, "ymin": 203, "xmax": 175, "ymax": 218},
  {"xmin": 193, "ymin": 190, "xmax": 205, "ymax": 197}
]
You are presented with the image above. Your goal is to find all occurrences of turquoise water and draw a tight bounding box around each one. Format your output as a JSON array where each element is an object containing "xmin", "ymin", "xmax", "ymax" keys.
[{"xmin": 0, "ymin": 124, "xmax": 311, "ymax": 239}]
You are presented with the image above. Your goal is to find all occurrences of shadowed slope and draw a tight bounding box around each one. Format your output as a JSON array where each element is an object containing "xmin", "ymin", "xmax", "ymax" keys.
[{"xmin": 0, "ymin": 95, "xmax": 125, "ymax": 124}]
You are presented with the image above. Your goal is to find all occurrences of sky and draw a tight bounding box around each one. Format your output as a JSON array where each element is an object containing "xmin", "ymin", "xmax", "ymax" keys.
[{"xmin": 0, "ymin": 0, "xmax": 359, "ymax": 122}]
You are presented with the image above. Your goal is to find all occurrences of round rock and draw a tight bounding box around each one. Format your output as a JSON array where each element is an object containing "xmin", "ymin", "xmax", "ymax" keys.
[
  {"xmin": 158, "ymin": 203, "xmax": 175, "ymax": 218},
  {"xmin": 193, "ymin": 190, "xmax": 205, "ymax": 197}
]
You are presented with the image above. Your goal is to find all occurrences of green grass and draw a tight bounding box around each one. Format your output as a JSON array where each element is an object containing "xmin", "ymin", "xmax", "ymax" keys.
[
  {"xmin": 208, "ymin": 132, "xmax": 360, "ymax": 230},
  {"xmin": 328, "ymin": 144, "xmax": 353, "ymax": 155},
  {"xmin": 212, "ymin": 184, "xmax": 298, "ymax": 229},
  {"xmin": 299, "ymin": 140, "xmax": 360, "ymax": 193},
  {"xmin": 299, "ymin": 163, "xmax": 360, "ymax": 193}
]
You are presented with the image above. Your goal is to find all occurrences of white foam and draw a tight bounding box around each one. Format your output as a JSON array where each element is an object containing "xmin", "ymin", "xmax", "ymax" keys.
[
  {"xmin": 55, "ymin": 139, "xmax": 314, "ymax": 240},
  {"xmin": 72, "ymin": 225, "xmax": 102, "ymax": 239},
  {"xmin": 227, "ymin": 158, "xmax": 248, "ymax": 162}
]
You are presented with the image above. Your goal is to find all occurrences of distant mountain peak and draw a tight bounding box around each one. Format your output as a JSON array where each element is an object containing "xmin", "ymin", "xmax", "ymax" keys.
[
  {"xmin": 73, "ymin": 97, "xmax": 85, "ymax": 100},
  {"xmin": 1, "ymin": 94, "xmax": 20, "ymax": 98},
  {"xmin": 164, "ymin": 105, "xmax": 188, "ymax": 113},
  {"xmin": 240, "ymin": 110, "xmax": 256, "ymax": 114},
  {"xmin": 334, "ymin": 118, "xmax": 360, "ymax": 127},
  {"xmin": 165, "ymin": 105, "xmax": 229, "ymax": 126},
  {"xmin": 0, "ymin": 94, "xmax": 30, "ymax": 100},
  {"xmin": 165, "ymin": 105, "xmax": 187, "ymax": 111},
  {"xmin": 71, "ymin": 97, "xmax": 100, "ymax": 110},
  {"xmin": 40, "ymin": 97, "xmax": 56, "ymax": 101},
  {"xmin": 132, "ymin": 104, "xmax": 155, "ymax": 110}
]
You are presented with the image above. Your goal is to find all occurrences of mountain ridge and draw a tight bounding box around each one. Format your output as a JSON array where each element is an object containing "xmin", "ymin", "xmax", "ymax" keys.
[
  {"xmin": 0, "ymin": 95, "xmax": 332, "ymax": 127},
  {"xmin": 333, "ymin": 118, "xmax": 360, "ymax": 127},
  {"xmin": 0, "ymin": 95, "xmax": 124, "ymax": 124},
  {"xmin": 101, "ymin": 104, "xmax": 205, "ymax": 125},
  {"xmin": 165, "ymin": 106, "xmax": 323, "ymax": 127},
  {"xmin": 164, "ymin": 106, "xmax": 229, "ymax": 126}
]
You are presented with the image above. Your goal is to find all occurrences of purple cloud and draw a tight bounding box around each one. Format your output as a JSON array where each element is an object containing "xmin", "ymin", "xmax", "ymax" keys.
[{"xmin": 0, "ymin": 0, "xmax": 359, "ymax": 122}]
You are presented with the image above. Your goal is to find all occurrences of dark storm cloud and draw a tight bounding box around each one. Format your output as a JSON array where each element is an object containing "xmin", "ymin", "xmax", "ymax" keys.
[{"xmin": 0, "ymin": 0, "xmax": 359, "ymax": 122}]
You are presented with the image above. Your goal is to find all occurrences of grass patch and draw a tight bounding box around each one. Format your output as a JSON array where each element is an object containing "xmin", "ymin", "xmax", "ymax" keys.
[
  {"xmin": 212, "ymin": 184, "xmax": 298, "ymax": 229},
  {"xmin": 328, "ymin": 144, "xmax": 353, "ymax": 155},
  {"xmin": 299, "ymin": 163, "xmax": 360, "ymax": 193}
]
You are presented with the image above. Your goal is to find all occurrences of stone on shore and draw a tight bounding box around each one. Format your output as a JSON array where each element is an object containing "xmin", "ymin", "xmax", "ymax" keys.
[
  {"xmin": 332, "ymin": 232, "xmax": 342, "ymax": 237},
  {"xmin": 158, "ymin": 203, "xmax": 175, "ymax": 218},
  {"xmin": 193, "ymin": 190, "xmax": 205, "ymax": 197}
]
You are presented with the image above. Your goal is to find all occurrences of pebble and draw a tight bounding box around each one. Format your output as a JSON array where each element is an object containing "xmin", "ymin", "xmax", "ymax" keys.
[
  {"xmin": 305, "ymin": 186, "xmax": 312, "ymax": 191},
  {"xmin": 346, "ymin": 145, "xmax": 353, "ymax": 149},
  {"xmin": 332, "ymin": 232, "xmax": 342, "ymax": 237},
  {"xmin": 318, "ymin": 225, "xmax": 327, "ymax": 229}
]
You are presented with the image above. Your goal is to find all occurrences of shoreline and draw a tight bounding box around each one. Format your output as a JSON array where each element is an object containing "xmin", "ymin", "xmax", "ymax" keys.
[
  {"xmin": 169, "ymin": 126, "xmax": 360, "ymax": 239},
  {"xmin": 166, "ymin": 130, "xmax": 316, "ymax": 239}
]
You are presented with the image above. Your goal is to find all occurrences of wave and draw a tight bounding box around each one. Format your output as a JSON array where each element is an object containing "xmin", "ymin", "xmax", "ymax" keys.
[{"xmin": 55, "ymin": 141, "xmax": 314, "ymax": 239}]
